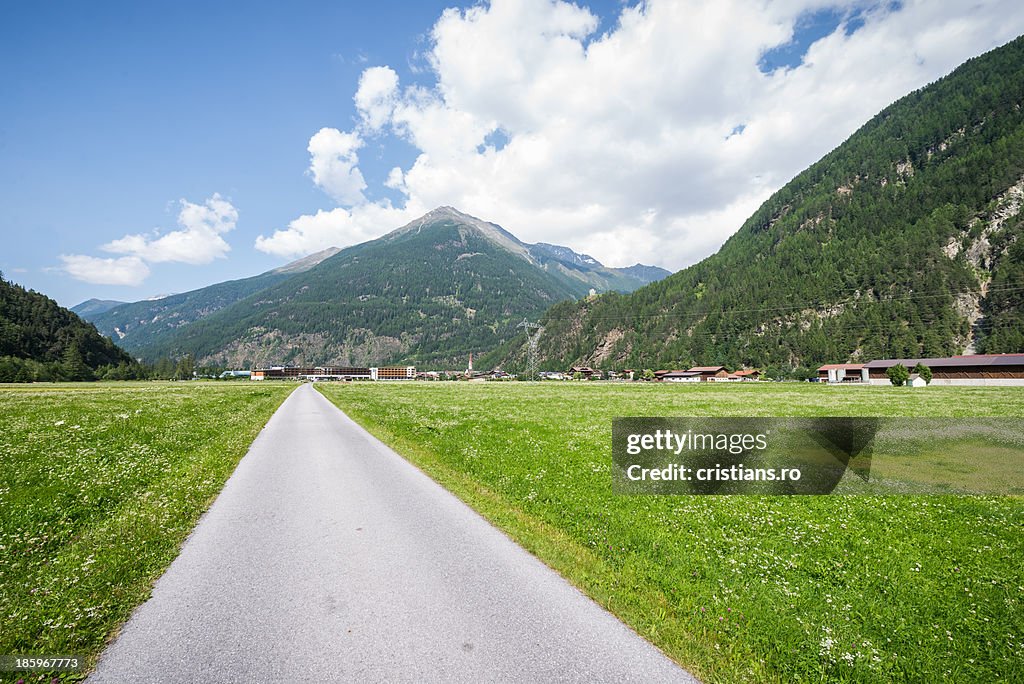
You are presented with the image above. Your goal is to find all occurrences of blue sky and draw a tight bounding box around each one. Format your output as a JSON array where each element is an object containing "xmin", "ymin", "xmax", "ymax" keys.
[
  {"xmin": 2, "ymin": 1, "xmax": 1022, "ymax": 308},
  {"xmin": 1, "ymin": 1, "xmax": 443, "ymax": 303}
]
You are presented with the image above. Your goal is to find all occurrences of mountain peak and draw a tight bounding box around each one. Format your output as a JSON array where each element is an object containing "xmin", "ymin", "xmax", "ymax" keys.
[
  {"xmin": 424, "ymin": 205, "xmax": 472, "ymax": 221},
  {"xmin": 388, "ymin": 206, "xmax": 529, "ymax": 257},
  {"xmin": 401, "ymin": 205, "xmax": 494, "ymax": 230},
  {"xmin": 70, "ymin": 298, "xmax": 127, "ymax": 317}
]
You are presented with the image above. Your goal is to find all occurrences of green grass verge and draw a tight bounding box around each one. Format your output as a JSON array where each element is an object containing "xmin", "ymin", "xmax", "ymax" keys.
[
  {"xmin": 0, "ymin": 382, "xmax": 293, "ymax": 683},
  {"xmin": 317, "ymin": 382, "xmax": 1024, "ymax": 683}
]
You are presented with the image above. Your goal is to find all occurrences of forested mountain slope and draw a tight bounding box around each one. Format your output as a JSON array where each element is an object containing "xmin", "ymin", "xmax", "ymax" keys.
[
  {"xmin": 523, "ymin": 35, "xmax": 1024, "ymax": 374},
  {"xmin": 0, "ymin": 274, "xmax": 134, "ymax": 380},
  {"xmin": 80, "ymin": 247, "xmax": 340, "ymax": 354}
]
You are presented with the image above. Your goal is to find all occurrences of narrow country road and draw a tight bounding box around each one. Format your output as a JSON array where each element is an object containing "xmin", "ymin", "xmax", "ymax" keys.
[{"xmin": 89, "ymin": 383, "xmax": 697, "ymax": 683}]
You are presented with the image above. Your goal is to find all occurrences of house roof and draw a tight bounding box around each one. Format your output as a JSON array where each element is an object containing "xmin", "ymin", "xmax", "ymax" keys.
[
  {"xmin": 688, "ymin": 366, "xmax": 726, "ymax": 372},
  {"xmin": 818, "ymin": 363, "xmax": 865, "ymax": 371},
  {"xmin": 734, "ymin": 369, "xmax": 761, "ymax": 376},
  {"xmin": 661, "ymin": 371, "xmax": 701, "ymax": 378},
  {"xmin": 863, "ymin": 354, "xmax": 1024, "ymax": 369}
]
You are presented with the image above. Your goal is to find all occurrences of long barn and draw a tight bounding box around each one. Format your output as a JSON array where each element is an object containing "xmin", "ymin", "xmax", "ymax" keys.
[{"xmin": 862, "ymin": 354, "xmax": 1024, "ymax": 386}]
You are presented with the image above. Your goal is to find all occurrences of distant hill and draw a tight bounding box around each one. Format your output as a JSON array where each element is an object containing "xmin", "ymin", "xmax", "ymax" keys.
[
  {"xmin": 0, "ymin": 273, "xmax": 134, "ymax": 381},
  {"xmin": 134, "ymin": 207, "xmax": 670, "ymax": 367},
  {"xmin": 615, "ymin": 264, "xmax": 674, "ymax": 283},
  {"xmin": 70, "ymin": 298, "xmax": 125, "ymax": 317},
  {"xmin": 81, "ymin": 247, "xmax": 342, "ymax": 354},
  {"xmin": 526, "ymin": 242, "xmax": 671, "ymax": 294},
  {"xmin": 519, "ymin": 35, "xmax": 1024, "ymax": 374}
]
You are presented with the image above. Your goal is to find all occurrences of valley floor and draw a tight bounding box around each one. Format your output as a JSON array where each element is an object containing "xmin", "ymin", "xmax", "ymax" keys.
[{"xmin": 2, "ymin": 381, "xmax": 1021, "ymax": 683}]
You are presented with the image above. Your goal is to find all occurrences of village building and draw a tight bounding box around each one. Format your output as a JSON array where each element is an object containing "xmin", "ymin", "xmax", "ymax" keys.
[
  {"xmin": 687, "ymin": 366, "xmax": 729, "ymax": 381},
  {"xmin": 375, "ymin": 366, "xmax": 417, "ymax": 380},
  {"xmin": 817, "ymin": 363, "xmax": 868, "ymax": 384},
  {"xmin": 906, "ymin": 373, "xmax": 928, "ymax": 388},
  {"xmin": 733, "ymin": 369, "xmax": 763, "ymax": 381},
  {"xmin": 660, "ymin": 370, "xmax": 702, "ymax": 383},
  {"xmin": 861, "ymin": 354, "xmax": 1024, "ymax": 386}
]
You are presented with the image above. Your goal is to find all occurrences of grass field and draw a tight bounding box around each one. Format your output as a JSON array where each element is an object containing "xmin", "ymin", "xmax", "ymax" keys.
[
  {"xmin": 0, "ymin": 382, "xmax": 293, "ymax": 683},
  {"xmin": 317, "ymin": 382, "xmax": 1024, "ymax": 683}
]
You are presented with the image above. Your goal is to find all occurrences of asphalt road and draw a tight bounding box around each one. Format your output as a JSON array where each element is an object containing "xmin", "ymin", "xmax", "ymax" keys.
[{"xmin": 89, "ymin": 383, "xmax": 697, "ymax": 683}]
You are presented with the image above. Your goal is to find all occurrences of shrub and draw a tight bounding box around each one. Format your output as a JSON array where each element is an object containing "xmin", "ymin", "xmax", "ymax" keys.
[
  {"xmin": 887, "ymin": 363, "xmax": 910, "ymax": 386},
  {"xmin": 913, "ymin": 363, "xmax": 933, "ymax": 384}
]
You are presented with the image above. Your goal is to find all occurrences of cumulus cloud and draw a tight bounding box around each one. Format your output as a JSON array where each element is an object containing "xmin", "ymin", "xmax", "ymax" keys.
[
  {"xmin": 103, "ymin": 194, "xmax": 237, "ymax": 265},
  {"xmin": 306, "ymin": 127, "xmax": 368, "ymax": 205},
  {"xmin": 254, "ymin": 202, "xmax": 423, "ymax": 259},
  {"xmin": 58, "ymin": 255, "xmax": 150, "ymax": 286},
  {"xmin": 61, "ymin": 193, "xmax": 237, "ymax": 285},
  {"xmin": 258, "ymin": 0, "xmax": 1024, "ymax": 267},
  {"xmin": 355, "ymin": 66, "xmax": 400, "ymax": 131}
]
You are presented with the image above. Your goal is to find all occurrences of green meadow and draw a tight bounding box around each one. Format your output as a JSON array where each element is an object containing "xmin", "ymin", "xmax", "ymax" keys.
[
  {"xmin": 317, "ymin": 382, "xmax": 1024, "ymax": 683},
  {"xmin": 0, "ymin": 382, "xmax": 293, "ymax": 682}
]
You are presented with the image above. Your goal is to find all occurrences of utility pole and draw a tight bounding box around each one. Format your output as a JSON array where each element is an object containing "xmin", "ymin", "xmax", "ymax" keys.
[{"xmin": 516, "ymin": 318, "xmax": 542, "ymax": 381}]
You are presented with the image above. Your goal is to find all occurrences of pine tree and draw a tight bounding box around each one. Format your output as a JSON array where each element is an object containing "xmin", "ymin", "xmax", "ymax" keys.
[{"xmin": 62, "ymin": 339, "xmax": 94, "ymax": 381}]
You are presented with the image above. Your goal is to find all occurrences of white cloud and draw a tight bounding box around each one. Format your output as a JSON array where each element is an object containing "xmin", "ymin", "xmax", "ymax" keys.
[
  {"xmin": 260, "ymin": 0, "xmax": 1024, "ymax": 268},
  {"xmin": 384, "ymin": 166, "xmax": 406, "ymax": 191},
  {"xmin": 103, "ymin": 193, "xmax": 237, "ymax": 265},
  {"xmin": 58, "ymin": 255, "xmax": 150, "ymax": 286},
  {"xmin": 254, "ymin": 202, "xmax": 424, "ymax": 259},
  {"xmin": 355, "ymin": 66, "xmax": 400, "ymax": 131},
  {"xmin": 306, "ymin": 127, "xmax": 368, "ymax": 205},
  {"xmin": 60, "ymin": 193, "xmax": 236, "ymax": 286}
]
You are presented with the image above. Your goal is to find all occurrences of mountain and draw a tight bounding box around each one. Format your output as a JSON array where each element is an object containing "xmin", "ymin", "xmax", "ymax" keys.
[
  {"xmin": 382, "ymin": 207, "xmax": 667, "ymax": 296},
  {"xmin": 526, "ymin": 242, "xmax": 671, "ymax": 294},
  {"xmin": 519, "ymin": 36, "xmax": 1024, "ymax": 374},
  {"xmin": 615, "ymin": 264, "xmax": 674, "ymax": 283},
  {"xmin": 0, "ymin": 273, "xmax": 135, "ymax": 381},
  {"xmin": 71, "ymin": 298, "xmax": 125, "ymax": 317},
  {"xmin": 81, "ymin": 247, "xmax": 342, "ymax": 354},
  {"xmin": 133, "ymin": 207, "xmax": 669, "ymax": 367}
]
